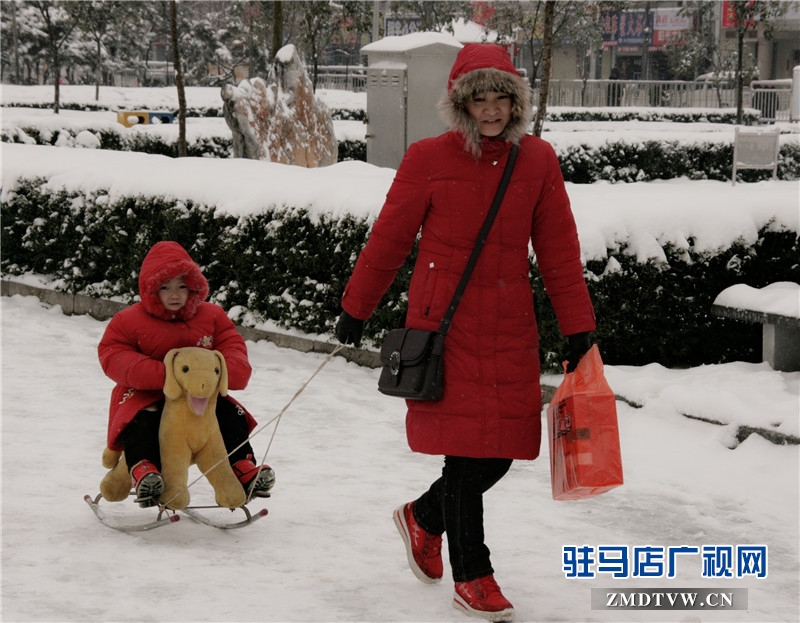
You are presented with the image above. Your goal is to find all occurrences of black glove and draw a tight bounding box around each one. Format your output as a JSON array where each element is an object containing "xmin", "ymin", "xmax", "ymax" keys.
[
  {"xmin": 335, "ymin": 310, "xmax": 364, "ymax": 347},
  {"xmin": 566, "ymin": 332, "xmax": 591, "ymax": 373}
]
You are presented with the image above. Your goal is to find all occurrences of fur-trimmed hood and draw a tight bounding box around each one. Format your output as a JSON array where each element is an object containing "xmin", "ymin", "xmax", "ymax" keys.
[
  {"xmin": 138, "ymin": 241, "xmax": 209, "ymax": 321},
  {"xmin": 439, "ymin": 44, "xmax": 532, "ymax": 158}
]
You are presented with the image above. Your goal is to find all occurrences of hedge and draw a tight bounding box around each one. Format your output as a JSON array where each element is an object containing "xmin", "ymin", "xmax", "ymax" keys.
[
  {"xmin": 3, "ymin": 177, "xmax": 798, "ymax": 371},
  {"xmin": 3, "ymin": 101, "xmax": 366, "ymax": 121},
  {"xmin": 3, "ymin": 125, "xmax": 796, "ymax": 182},
  {"xmin": 4, "ymin": 101, "xmax": 757, "ymax": 124},
  {"xmin": 1, "ymin": 124, "xmax": 367, "ymax": 162},
  {"xmin": 539, "ymin": 108, "xmax": 762, "ymax": 124}
]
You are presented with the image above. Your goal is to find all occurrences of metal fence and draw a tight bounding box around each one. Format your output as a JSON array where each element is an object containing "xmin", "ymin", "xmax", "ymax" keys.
[
  {"xmin": 538, "ymin": 79, "xmax": 741, "ymax": 109},
  {"xmin": 314, "ymin": 65, "xmax": 367, "ymax": 92},
  {"xmin": 314, "ymin": 66, "xmax": 793, "ymax": 123},
  {"xmin": 536, "ymin": 78, "xmax": 792, "ymax": 122}
]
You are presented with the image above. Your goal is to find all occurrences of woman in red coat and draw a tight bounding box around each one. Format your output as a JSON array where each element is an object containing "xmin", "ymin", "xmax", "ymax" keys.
[
  {"xmin": 336, "ymin": 44, "xmax": 596, "ymax": 621},
  {"xmin": 98, "ymin": 241, "xmax": 275, "ymax": 507}
]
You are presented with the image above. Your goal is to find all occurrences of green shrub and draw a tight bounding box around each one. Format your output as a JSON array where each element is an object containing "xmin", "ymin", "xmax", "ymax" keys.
[
  {"xmin": 533, "ymin": 229, "xmax": 800, "ymax": 369},
  {"xmin": 3, "ymin": 178, "xmax": 798, "ymax": 371},
  {"xmin": 5, "ymin": 122, "xmax": 798, "ymax": 180},
  {"xmin": 541, "ymin": 108, "xmax": 761, "ymax": 124}
]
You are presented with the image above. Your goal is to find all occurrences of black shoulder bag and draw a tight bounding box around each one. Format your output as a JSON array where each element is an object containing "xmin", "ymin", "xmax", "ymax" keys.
[{"xmin": 378, "ymin": 143, "xmax": 520, "ymax": 400}]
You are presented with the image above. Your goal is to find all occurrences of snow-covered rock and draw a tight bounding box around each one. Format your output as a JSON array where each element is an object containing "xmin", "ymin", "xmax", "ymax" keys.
[{"xmin": 221, "ymin": 44, "xmax": 337, "ymax": 167}]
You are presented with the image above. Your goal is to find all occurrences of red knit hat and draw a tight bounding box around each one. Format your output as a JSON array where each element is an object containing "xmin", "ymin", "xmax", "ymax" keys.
[
  {"xmin": 440, "ymin": 43, "xmax": 531, "ymax": 157},
  {"xmin": 138, "ymin": 241, "xmax": 209, "ymax": 321},
  {"xmin": 447, "ymin": 43, "xmax": 521, "ymax": 93}
]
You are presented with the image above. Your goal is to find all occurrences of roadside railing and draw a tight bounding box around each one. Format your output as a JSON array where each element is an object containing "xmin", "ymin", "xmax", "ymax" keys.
[
  {"xmin": 315, "ymin": 67, "xmax": 793, "ymax": 123},
  {"xmin": 537, "ymin": 79, "xmax": 746, "ymax": 109},
  {"xmin": 750, "ymin": 79, "xmax": 793, "ymax": 122},
  {"xmin": 313, "ymin": 65, "xmax": 367, "ymax": 92}
]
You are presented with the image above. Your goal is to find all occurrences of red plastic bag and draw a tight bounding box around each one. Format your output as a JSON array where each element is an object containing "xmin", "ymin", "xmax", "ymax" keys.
[{"xmin": 547, "ymin": 345, "xmax": 623, "ymax": 500}]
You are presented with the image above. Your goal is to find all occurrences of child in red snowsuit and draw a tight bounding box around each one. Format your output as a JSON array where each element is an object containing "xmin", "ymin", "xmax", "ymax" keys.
[{"xmin": 98, "ymin": 241, "xmax": 274, "ymax": 507}]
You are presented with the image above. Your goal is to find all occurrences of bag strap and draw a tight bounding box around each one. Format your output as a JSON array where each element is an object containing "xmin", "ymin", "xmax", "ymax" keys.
[{"xmin": 437, "ymin": 142, "xmax": 519, "ymax": 338}]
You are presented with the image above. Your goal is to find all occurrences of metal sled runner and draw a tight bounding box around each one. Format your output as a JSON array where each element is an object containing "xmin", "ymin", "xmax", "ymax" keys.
[{"xmin": 84, "ymin": 492, "xmax": 268, "ymax": 532}]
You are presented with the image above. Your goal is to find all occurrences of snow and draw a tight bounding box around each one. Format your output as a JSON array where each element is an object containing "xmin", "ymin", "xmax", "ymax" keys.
[
  {"xmin": 447, "ymin": 19, "xmax": 504, "ymax": 44},
  {"xmin": 361, "ymin": 32, "xmax": 463, "ymax": 53},
  {"xmin": 1, "ymin": 143, "xmax": 395, "ymax": 222},
  {"xmin": 276, "ymin": 44, "xmax": 299, "ymax": 64},
  {"xmin": 713, "ymin": 282, "xmax": 800, "ymax": 318},
  {"xmin": 2, "ymin": 293, "xmax": 799, "ymax": 623},
  {"xmin": 1, "ymin": 85, "xmax": 799, "ymax": 622},
  {"xmin": 2, "ymin": 143, "xmax": 797, "ymax": 264}
]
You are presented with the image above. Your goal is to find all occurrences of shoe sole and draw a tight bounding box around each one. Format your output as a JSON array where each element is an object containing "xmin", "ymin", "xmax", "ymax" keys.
[
  {"xmin": 135, "ymin": 474, "xmax": 164, "ymax": 507},
  {"xmin": 453, "ymin": 594, "xmax": 515, "ymax": 622},
  {"xmin": 392, "ymin": 505, "xmax": 441, "ymax": 584},
  {"xmin": 245, "ymin": 469, "xmax": 275, "ymax": 497}
]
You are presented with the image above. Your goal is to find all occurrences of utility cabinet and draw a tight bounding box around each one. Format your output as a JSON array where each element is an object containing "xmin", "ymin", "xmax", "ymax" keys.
[{"xmin": 362, "ymin": 33, "xmax": 462, "ymax": 169}]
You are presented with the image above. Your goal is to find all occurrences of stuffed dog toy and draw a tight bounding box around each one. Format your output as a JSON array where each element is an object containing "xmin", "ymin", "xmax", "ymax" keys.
[{"xmin": 99, "ymin": 347, "xmax": 246, "ymax": 510}]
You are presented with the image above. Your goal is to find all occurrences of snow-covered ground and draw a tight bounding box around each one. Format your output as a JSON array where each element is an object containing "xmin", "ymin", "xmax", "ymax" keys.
[
  {"xmin": 1, "ymin": 85, "xmax": 799, "ymax": 622},
  {"xmin": 1, "ymin": 293, "xmax": 798, "ymax": 622},
  {"xmin": 3, "ymin": 84, "xmax": 798, "ymax": 149}
]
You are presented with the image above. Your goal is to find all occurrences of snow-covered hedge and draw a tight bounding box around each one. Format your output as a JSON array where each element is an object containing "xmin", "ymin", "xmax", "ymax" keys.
[
  {"xmin": 540, "ymin": 107, "xmax": 762, "ymax": 124},
  {"xmin": 2, "ymin": 100, "xmax": 366, "ymax": 121},
  {"xmin": 1, "ymin": 124, "xmax": 368, "ymax": 162},
  {"xmin": 3, "ymin": 123, "xmax": 796, "ymax": 182},
  {"xmin": 558, "ymin": 140, "xmax": 799, "ymax": 183},
  {"xmin": 2, "ymin": 178, "xmax": 797, "ymax": 370}
]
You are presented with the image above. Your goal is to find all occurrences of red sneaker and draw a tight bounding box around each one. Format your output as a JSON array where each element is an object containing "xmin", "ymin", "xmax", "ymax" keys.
[
  {"xmin": 232, "ymin": 456, "xmax": 275, "ymax": 498},
  {"xmin": 453, "ymin": 575, "xmax": 514, "ymax": 622},
  {"xmin": 393, "ymin": 502, "xmax": 443, "ymax": 583},
  {"xmin": 130, "ymin": 460, "xmax": 163, "ymax": 508}
]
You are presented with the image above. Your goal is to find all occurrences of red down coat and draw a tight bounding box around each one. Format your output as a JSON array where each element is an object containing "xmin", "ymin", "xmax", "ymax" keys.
[
  {"xmin": 342, "ymin": 132, "xmax": 596, "ymax": 460},
  {"xmin": 98, "ymin": 241, "xmax": 256, "ymax": 451}
]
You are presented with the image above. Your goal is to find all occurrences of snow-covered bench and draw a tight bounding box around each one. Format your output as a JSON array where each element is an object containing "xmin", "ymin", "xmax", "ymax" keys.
[{"xmin": 713, "ymin": 282, "xmax": 800, "ymax": 371}]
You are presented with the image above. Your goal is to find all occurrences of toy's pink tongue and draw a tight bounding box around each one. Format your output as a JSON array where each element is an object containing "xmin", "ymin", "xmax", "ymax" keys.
[{"xmin": 188, "ymin": 395, "xmax": 209, "ymax": 415}]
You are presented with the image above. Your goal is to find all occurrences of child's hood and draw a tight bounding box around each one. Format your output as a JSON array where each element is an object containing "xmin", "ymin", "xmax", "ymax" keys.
[{"xmin": 138, "ymin": 241, "xmax": 209, "ymax": 321}]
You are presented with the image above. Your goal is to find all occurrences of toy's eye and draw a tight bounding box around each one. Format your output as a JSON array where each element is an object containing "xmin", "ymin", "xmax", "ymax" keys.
[
  {"xmin": 182, "ymin": 365, "xmax": 189, "ymax": 373},
  {"xmin": 215, "ymin": 367, "xmax": 220, "ymax": 375}
]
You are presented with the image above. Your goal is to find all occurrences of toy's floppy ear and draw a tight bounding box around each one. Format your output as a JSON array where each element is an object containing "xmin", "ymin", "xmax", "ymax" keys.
[
  {"xmin": 163, "ymin": 348, "xmax": 183, "ymax": 399},
  {"xmin": 213, "ymin": 350, "xmax": 228, "ymax": 396}
]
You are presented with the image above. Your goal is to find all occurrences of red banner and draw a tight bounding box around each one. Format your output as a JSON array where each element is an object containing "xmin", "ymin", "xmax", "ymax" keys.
[{"xmin": 722, "ymin": 0, "xmax": 756, "ymax": 29}]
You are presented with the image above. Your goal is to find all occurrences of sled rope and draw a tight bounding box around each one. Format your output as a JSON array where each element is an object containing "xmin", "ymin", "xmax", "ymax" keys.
[{"xmin": 160, "ymin": 343, "xmax": 346, "ymax": 508}]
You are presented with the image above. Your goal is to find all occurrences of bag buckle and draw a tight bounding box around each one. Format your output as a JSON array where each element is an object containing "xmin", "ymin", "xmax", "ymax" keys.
[{"xmin": 389, "ymin": 350, "xmax": 401, "ymax": 375}]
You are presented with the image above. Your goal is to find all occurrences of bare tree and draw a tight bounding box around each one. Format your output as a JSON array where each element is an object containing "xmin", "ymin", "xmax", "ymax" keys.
[
  {"xmin": 388, "ymin": 1, "xmax": 472, "ymax": 32},
  {"xmin": 6, "ymin": 0, "xmax": 22, "ymax": 83},
  {"xmin": 31, "ymin": 0, "xmax": 78, "ymax": 113},
  {"xmin": 170, "ymin": 0, "xmax": 187, "ymax": 157},
  {"xmin": 532, "ymin": 1, "xmax": 555, "ymax": 137},
  {"xmin": 272, "ymin": 0, "xmax": 283, "ymax": 60},
  {"xmin": 73, "ymin": 1, "xmax": 124, "ymax": 101},
  {"xmin": 728, "ymin": 0, "xmax": 786, "ymax": 124},
  {"xmin": 489, "ymin": 1, "xmax": 573, "ymax": 82}
]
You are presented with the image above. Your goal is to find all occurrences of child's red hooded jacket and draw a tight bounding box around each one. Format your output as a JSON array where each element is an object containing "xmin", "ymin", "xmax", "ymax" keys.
[{"xmin": 98, "ymin": 241, "xmax": 255, "ymax": 451}]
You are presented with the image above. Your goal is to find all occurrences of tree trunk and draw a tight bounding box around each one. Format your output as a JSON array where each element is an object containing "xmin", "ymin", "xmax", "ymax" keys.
[
  {"xmin": 52, "ymin": 46, "xmax": 61, "ymax": 114},
  {"xmin": 95, "ymin": 38, "xmax": 101, "ymax": 101},
  {"xmin": 170, "ymin": 0, "xmax": 187, "ymax": 157},
  {"xmin": 736, "ymin": 29, "xmax": 744, "ymax": 125},
  {"xmin": 11, "ymin": 1, "xmax": 20, "ymax": 83},
  {"xmin": 533, "ymin": 1, "xmax": 555, "ymax": 137},
  {"xmin": 272, "ymin": 1, "xmax": 283, "ymax": 59}
]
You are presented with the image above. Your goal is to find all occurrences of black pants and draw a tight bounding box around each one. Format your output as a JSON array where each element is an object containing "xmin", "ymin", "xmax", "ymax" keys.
[
  {"xmin": 412, "ymin": 456, "xmax": 513, "ymax": 582},
  {"xmin": 119, "ymin": 397, "xmax": 255, "ymax": 472}
]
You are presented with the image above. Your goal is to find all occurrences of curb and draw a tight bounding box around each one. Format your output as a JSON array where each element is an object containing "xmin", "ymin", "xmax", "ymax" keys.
[
  {"xmin": 3, "ymin": 279, "xmax": 795, "ymax": 447},
  {"xmin": 1, "ymin": 278, "xmax": 380, "ymax": 368}
]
